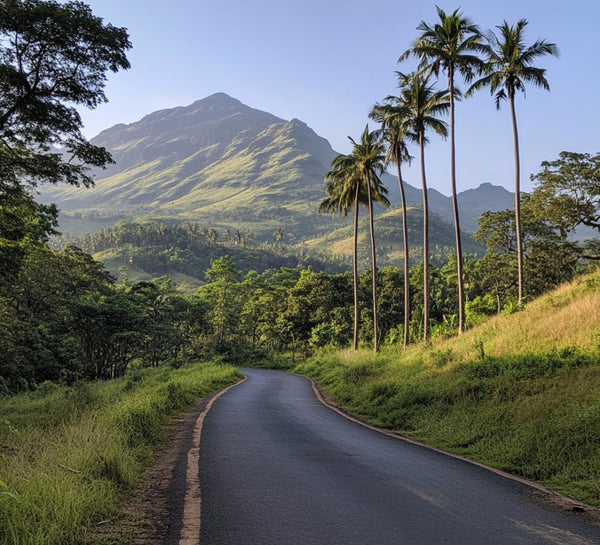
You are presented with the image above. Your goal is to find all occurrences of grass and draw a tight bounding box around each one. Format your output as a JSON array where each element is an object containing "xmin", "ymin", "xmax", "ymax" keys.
[
  {"xmin": 294, "ymin": 268, "xmax": 600, "ymax": 506},
  {"xmin": 0, "ymin": 362, "xmax": 240, "ymax": 545}
]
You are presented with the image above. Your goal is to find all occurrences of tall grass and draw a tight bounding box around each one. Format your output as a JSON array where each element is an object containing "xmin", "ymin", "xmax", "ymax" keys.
[
  {"xmin": 295, "ymin": 270, "xmax": 600, "ymax": 506},
  {"xmin": 0, "ymin": 363, "xmax": 240, "ymax": 545}
]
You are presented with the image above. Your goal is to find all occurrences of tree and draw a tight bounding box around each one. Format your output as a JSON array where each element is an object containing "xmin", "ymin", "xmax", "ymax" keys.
[
  {"xmin": 320, "ymin": 153, "xmax": 363, "ymax": 349},
  {"xmin": 198, "ymin": 256, "xmax": 242, "ymax": 351},
  {"xmin": 370, "ymin": 99, "xmax": 413, "ymax": 348},
  {"xmin": 474, "ymin": 197, "xmax": 579, "ymax": 305},
  {"xmin": 530, "ymin": 151, "xmax": 600, "ymax": 235},
  {"xmin": 321, "ymin": 129, "xmax": 389, "ymax": 352},
  {"xmin": 468, "ymin": 19, "xmax": 558, "ymax": 307},
  {"xmin": 0, "ymin": 0, "xmax": 131, "ymax": 189},
  {"xmin": 0, "ymin": 180, "xmax": 58, "ymax": 281},
  {"xmin": 400, "ymin": 6, "xmax": 484, "ymax": 335},
  {"xmin": 392, "ymin": 72, "xmax": 449, "ymax": 341},
  {"xmin": 348, "ymin": 126, "xmax": 389, "ymax": 353}
]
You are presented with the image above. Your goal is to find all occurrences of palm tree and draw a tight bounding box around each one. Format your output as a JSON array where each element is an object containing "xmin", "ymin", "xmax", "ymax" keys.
[
  {"xmin": 320, "ymin": 143, "xmax": 389, "ymax": 351},
  {"xmin": 348, "ymin": 126, "xmax": 389, "ymax": 353},
  {"xmin": 468, "ymin": 19, "xmax": 558, "ymax": 307},
  {"xmin": 320, "ymin": 153, "xmax": 363, "ymax": 349},
  {"xmin": 393, "ymin": 72, "xmax": 449, "ymax": 342},
  {"xmin": 370, "ymin": 101, "xmax": 413, "ymax": 348},
  {"xmin": 400, "ymin": 6, "xmax": 484, "ymax": 335}
]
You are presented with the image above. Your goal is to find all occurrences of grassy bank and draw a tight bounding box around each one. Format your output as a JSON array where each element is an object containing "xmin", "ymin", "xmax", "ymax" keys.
[
  {"xmin": 0, "ymin": 362, "xmax": 240, "ymax": 545},
  {"xmin": 295, "ymin": 271, "xmax": 600, "ymax": 506}
]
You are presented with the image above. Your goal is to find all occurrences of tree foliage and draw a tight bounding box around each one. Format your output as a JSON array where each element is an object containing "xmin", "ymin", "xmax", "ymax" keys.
[
  {"xmin": 530, "ymin": 151, "xmax": 600, "ymax": 234},
  {"xmin": 0, "ymin": 0, "xmax": 131, "ymax": 188}
]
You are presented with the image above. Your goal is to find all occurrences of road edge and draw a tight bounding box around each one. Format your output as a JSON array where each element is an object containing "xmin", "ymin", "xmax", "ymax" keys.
[
  {"xmin": 178, "ymin": 375, "xmax": 247, "ymax": 545},
  {"xmin": 302, "ymin": 373, "xmax": 600, "ymax": 524}
]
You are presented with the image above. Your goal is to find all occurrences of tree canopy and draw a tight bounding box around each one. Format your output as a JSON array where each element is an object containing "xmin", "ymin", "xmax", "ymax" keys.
[{"xmin": 0, "ymin": 0, "xmax": 131, "ymax": 188}]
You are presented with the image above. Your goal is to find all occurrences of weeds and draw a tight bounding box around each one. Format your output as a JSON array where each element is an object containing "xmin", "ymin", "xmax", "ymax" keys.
[{"xmin": 0, "ymin": 362, "xmax": 239, "ymax": 545}]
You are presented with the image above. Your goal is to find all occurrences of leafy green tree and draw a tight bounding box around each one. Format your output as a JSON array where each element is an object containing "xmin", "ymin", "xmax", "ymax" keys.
[
  {"xmin": 0, "ymin": 244, "xmax": 116, "ymax": 389},
  {"xmin": 198, "ymin": 256, "xmax": 242, "ymax": 353},
  {"xmin": 393, "ymin": 71, "xmax": 449, "ymax": 341},
  {"xmin": 73, "ymin": 291, "xmax": 142, "ymax": 379},
  {"xmin": 474, "ymin": 197, "xmax": 579, "ymax": 304},
  {"xmin": 400, "ymin": 6, "xmax": 484, "ymax": 334},
  {"xmin": 128, "ymin": 277, "xmax": 188, "ymax": 367},
  {"xmin": 283, "ymin": 269, "xmax": 353, "ymax": 353},
  {"xmin": 370, "ymin": 99, "xmax": 413, "ymax": 348},
  {"xmin": 0, "ymin": 181, "xmax": 59, "ymax": 281},
  {"xmin": 468, "ymin": 19, "xmax": 558, "ymax": 306},
  {"xmin": 0, "ymin": 0, "xmax": 131, "ymax": 188},
  {"xmin": 530, "ymin": 152, "xmax": 600, "ymax": 237}
]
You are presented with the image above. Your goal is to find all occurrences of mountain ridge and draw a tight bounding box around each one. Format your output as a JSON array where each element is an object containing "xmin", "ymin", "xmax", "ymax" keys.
[{"xmin": 42, "ymin": 93, "xmax": 514, "ymax": 241}]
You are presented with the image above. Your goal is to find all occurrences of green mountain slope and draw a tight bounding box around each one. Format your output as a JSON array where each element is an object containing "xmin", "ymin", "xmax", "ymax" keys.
[{"xmin": 42, "ymin": 93, "xmax": 514, "ymax": 244}]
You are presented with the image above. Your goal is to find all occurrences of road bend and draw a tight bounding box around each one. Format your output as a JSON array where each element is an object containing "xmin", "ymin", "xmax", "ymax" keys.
[{"xmin": 197, "ymin": 368, "xmax": 600, "ymax": 544}]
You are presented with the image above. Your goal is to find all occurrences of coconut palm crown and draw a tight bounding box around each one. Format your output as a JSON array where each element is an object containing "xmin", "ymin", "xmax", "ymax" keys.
[{"xmin": 467, "ymin": 19, "xmax": 559, "ymax": 108}]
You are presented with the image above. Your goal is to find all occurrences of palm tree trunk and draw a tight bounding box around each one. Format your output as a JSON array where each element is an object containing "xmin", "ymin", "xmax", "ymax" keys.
[
  {"xmin": 366, "ymin": 174, "xmax": 379, "ymax": 353},
  {"xmin": 395, "ymin": 159, "xmax": 410, "ymax": 349},
  {"xmin": 352, "ymin": 184, "xmax": 360, "ymax": 350},
  {"xmin": 510, "ymin": 95, "xmax": 524, "ymax": 306},
  {"xmin": 449, "ymin": 72, "xmax": 465, "ymax": 334},
  {"xmin": 420, "ymin": 132, "xmax": 429, "ymax": 342}
]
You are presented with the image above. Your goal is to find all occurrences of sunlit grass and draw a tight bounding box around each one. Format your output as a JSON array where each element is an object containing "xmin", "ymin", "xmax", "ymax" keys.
[{"xmin": 0, "ymin": 363, "xmax": 240, "ymax": 545}]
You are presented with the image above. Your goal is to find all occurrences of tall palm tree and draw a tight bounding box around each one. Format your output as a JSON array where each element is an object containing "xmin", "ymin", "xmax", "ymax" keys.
[
  {"xmin": 394, "ymin": 72, "xmax": 449, "ymax": 342},
  {"xmin": 370, "ymin": 101, "xmax": 413, "ymax": 348},
  {"xmin": 320, "ymin": 153, "xmax": 363, "ymax": 349},
  {"xmin": 348, "ymin": 126, "xmax": 389, "ymax": 353},
  {"xmin": 468, "ymin": 19, "xmax": 558, "ymax": 307},
  {"xmin": 400, "ymin": 6, "xmax": 484, "ymax": 334}
]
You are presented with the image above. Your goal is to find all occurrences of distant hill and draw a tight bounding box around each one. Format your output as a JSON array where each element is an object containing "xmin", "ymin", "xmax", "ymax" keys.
[
  {"xmin": 61, "ymin": 221, "xmax": 347, "ymax": 289},
  {"xmin": 42, "ymin": 93, "xmax": 514, "ymax": 248},
  {"xmin": 305, "ymin": 206, "xmax": 484, "ymax": 267}
]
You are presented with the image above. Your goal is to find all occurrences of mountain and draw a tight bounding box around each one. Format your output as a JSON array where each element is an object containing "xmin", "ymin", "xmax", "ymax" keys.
[
  {"xmin": 42, "ymin": 93, "xmax": 513, "ymax": 244},
  {"xmin": 456, "ymin": 182, "xmax": 514, "ymax": 232},
  {"xmin": 43, "ymin": 93, "xmax": 338, "ymax": 238}
]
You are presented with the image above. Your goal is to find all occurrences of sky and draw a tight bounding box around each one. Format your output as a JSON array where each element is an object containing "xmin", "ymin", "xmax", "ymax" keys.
[{"xmin": 80, "ymin": 0, "xmax": 600, "ymax": 196}]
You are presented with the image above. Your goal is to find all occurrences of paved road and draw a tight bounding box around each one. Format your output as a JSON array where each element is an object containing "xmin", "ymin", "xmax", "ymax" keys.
[{"xmin": 198, "ymin": 368, "xmax": 600, "ymax": 544}]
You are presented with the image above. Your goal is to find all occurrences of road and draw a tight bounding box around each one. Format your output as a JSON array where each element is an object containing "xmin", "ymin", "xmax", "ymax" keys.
[{"xmin": 195, "ymin": 368, "xmax": 600, "ymax": 544}]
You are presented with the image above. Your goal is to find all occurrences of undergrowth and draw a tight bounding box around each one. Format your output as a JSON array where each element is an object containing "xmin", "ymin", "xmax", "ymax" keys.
[{"xmin": 0, "ymin": 362, "xmax": 240, "ymax": 545}]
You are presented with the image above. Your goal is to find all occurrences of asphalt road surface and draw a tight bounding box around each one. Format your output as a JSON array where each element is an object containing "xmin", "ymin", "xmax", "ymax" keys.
[{"xmin": 197, "ymin": 368, "xmax": 600, "ymax": 544}]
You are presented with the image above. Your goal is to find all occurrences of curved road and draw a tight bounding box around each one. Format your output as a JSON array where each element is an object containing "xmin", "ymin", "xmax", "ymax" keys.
[{"xmin": 196, "ymin": 368, "xmax": 600, "ymax": 544}]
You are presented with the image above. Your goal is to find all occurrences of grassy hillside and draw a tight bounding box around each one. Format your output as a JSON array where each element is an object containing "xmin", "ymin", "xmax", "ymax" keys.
[
  {"xmin": 295, "ymin": 267, "xmax": 600, "ymax": 506},
  {"xmin": 0, "ymin": 363, "xmax": 240, "ymax": 545}
]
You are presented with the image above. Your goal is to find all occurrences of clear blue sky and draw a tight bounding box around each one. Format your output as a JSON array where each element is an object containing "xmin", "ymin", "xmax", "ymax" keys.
[{"xmin": 81, "ymin": 0, "xmax": 599, "ymax": 196}]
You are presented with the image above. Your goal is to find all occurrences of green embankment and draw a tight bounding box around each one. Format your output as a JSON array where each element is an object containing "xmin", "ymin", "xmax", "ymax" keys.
[
  {"xmin": 295, "ymin": 270, "xmax": 600, "ymax": 506},
  {"xmin": 0, "ymin": 363, "xmax": 240, "ymax": 545}
]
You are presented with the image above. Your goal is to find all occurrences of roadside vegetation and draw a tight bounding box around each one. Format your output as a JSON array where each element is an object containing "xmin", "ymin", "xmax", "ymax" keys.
[
  {"xmin": 295, "ymin": 268, "xmax": 600, "ymax": 506},
  {"xmin": 0, "ymin": 362, "xmax": 240, "ymax": 545}
]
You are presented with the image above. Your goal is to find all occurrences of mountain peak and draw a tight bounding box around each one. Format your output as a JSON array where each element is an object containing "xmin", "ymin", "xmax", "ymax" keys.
[{"xmin": 191, "ymin": 92, "xmax": 242, "ymax": 109}]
